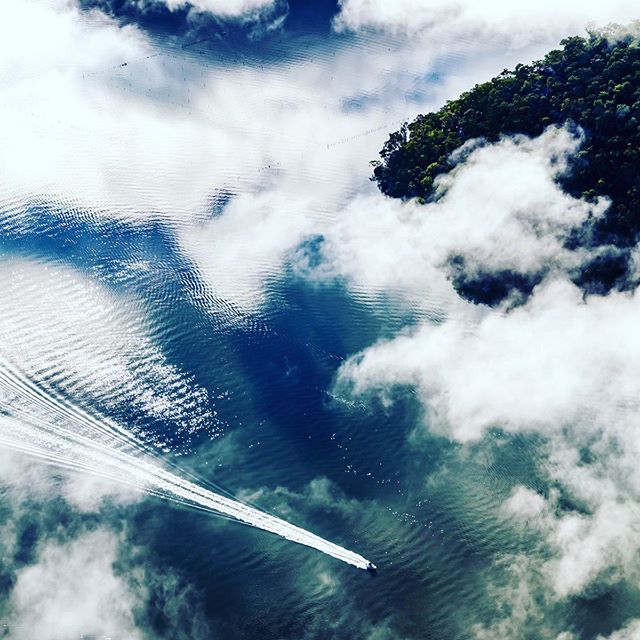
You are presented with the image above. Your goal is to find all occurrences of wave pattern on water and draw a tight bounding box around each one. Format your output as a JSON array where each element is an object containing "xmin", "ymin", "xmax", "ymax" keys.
[{"xmin": 0, "ymin": 348, "xmax": 373, "ymax": 569}]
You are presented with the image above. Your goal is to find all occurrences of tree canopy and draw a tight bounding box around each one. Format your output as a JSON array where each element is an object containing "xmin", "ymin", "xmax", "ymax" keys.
[{"xmin": 372, "ymin": 32, "xmax": 640, "ymax": 303}]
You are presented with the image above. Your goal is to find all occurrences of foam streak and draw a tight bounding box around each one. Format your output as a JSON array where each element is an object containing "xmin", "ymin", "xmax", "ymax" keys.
[{"xmin": 0, "ymin": 358, "xmax": 372, "ymax": 570}]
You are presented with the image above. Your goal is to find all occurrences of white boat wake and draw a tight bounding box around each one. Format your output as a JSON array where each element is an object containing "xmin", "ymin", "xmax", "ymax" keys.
[{"xmin": 0, "ymin": 356, "xmax": 373, "ymax": 571}]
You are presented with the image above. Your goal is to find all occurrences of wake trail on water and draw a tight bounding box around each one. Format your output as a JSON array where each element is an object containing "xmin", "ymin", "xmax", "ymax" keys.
[{"xmin": 0, "ymin": 356, "xmax": 372, "ymax": 570}]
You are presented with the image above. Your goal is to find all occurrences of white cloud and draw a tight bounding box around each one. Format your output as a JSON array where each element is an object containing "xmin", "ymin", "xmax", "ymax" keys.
[
  {"xmin": 502, "ymin": 479, "xmax": 640, "ymax": 600},
  {"xmin": 0, "ymin": 0, "xmax": 377, "ymax": 308},
  {"xmin": 0, "ymin": 451, "xmax": 212, "ymax": 639},
  {"xmin": 0, "ymin": 0, "xmax": 287, "ymax": 225},
  {"xmin": 598, "ymin": 620, "xmax": 640, "ymax": 640},
  {"xmin": 0, "ymin": 0, "xmax": 627, "ymax": 317},
  {"xmin": 313, "ymin": 127, "xmax": 604, "ymax": 311},
  {"xmin": 471, "ymin": 555, "xmax": 556, "ymax": 640},
  {"xmin": 327, "ymin": 129, "xmax": 640, "ymax": 606},
  {"xmin": 62, "ymin": 470, "xmax": 145, "ymax": 512},
  {"xmin": 546, "ymin": 500, "xmax": 640, "ymax": 597},
  {"xmin": 3, "ymin": 522, "xmax": 210, "ymax": 640},
  {"xmin": 334, "ymin": 0, "xmax": 640, "ymax": 43},
  {"xmin": 162, "ymin": 0, "xmax": 277, "ymax": 18},
  {"xmin": 0, "ymin": 0, "xmax": 578, "ymax": 311},
  {"xmin": 502, "ymin": 486, "xmax": 548, "ymax": 522},
  {"xmin": 338, "ymin": 277, "xmax": 640, "ymax": 443},
  {"xmin": 180, "ymin": 190, "xmax": 316, "ymax": 311},
  {"xmin": 596, "ymin": 20, "xmax": 640, "ymax": 42},
  {"xmin": 7, "ymin": 529, "xmax": 145, "ymax": 640},
  {"xmin": 0, "ymin": 0, "xmax": 195, "ymax": 221},
  {"xmin": 338, "ymin": 272, "xmax": 640, "ymax": 603},
  {"xmin": 2, "ymin": 0, "xmax": 640, "ymax": 635},
  {"xmin": 0, "ymin": 448, "xmax": 142, "ymax": 513}
]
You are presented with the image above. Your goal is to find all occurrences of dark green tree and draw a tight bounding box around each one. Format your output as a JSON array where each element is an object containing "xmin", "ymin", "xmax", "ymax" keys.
[{"xmin": 372, "ymin": 31, "xmax": 640, "ymax": 302}]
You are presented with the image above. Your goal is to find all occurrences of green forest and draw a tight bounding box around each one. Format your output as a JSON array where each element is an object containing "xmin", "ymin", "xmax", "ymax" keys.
[{"xmin": 372, "ymin": 32, "xmax": 640, "ymax": 303}]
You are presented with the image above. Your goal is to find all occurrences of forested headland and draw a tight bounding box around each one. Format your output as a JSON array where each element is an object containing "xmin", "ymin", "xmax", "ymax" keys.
[{"xmin": 372, "ymin": 30, "xmax": 640, "ymax": 304}]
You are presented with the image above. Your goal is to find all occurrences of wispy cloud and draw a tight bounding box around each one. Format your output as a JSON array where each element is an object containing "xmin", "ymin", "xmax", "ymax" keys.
[
  {"xmin": 331, "ymin": 125, "xmax": 640, "ymax": 635},
  {"xmin": 7, "ymin": 529, "xmax": 146, "ymax": 640},
  {"xmin": 334, "ymin": 0, "xmax": 640, "ymax": 43},
  {"xmin": 310, "ymin": 126, "xmax": 606, "ymax": 312},
  {"xmin": 0, "ymin": 448, "xmax": 211, "ymax": 640},
  {"xmin": 0, "ymin": 0, "xmax": 572, "ymax": 312},
  {"xmin": 86, "ymin": 0, "xmax": 282, "ymax": 20},
  {"xmin": 159, "ymin": 0, "xmax": 278, "ymax": 18}
]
